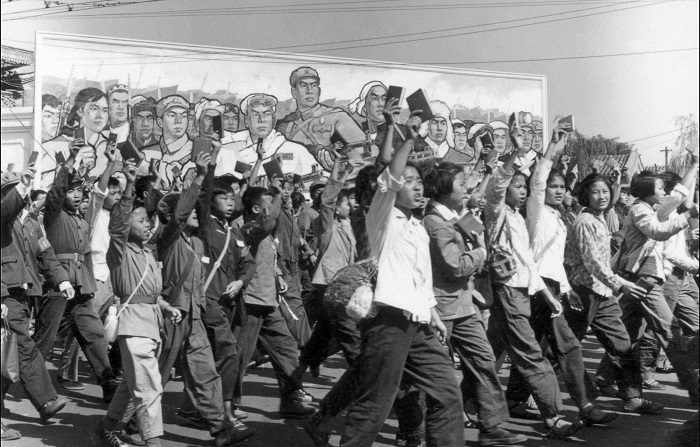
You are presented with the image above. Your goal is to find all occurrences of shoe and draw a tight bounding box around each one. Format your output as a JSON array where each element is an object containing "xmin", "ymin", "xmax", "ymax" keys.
[
  {"xmin": 623, "ymin": 398, "xmax": 664, "ymax": 415},
  {"xmin": 279, "ymin": 398, "xmax": 316, "ymax": 418},
  {"xmin": 395, "ymin": 431, "xmax": 424, "ymax": 447},
  {"xmin": 232, "ymin": 408, "xmax": 248, "ymax": 420},
  {"xmin": 595, "ymin": 378, "xmax": 620, "ymax": 398},
  {"xmin": 214, "ymin": 418, "xmax": 254, "ymax": 447},
  {"xmin": 525, "ymin": 395, "xmax": 538, "ymax": 410},
  {"xmin": 248, "ymin": 354, "xmax": 270, "ymax": 369},
  {"xmin": 290, "ymin": 388, "xmax": 314, "ymax": 403},
  {"xmin": 543, "ymin": 416, "xmax": 583, "ymax": 440},
  {"xmin": 1, "ymin": 423, "xmax": 21, "ymax": 441},
  {"xmin": 102, "ymin": 379, "xmax": 119, "ymax": 403},
  {"xmin": 310, "ymin": 365, "xmax": 320, "ymax": 378},
  {"xmin": 175, "ymin": 409, "xmax": 209, "ymax": 429},
  {"xmin": 479, "ymin": 427, "xmax": 528, "ymax": 446},
  {"xmin": 122, "ymin": 420, "xmax": 145, "ymax": 446},
  {"xmin": 58, "ymin": 377, "xmax": 85, "ymax": 391},
  {"xmin": 642, "ymin": 379, "xmax": 666, "ymax": 390},
  {"xmin": 579, "ymin": 405, "xmax": 619, "ymax": 426},
  {"xmin": 95, "ymin": 420, "xmax": 134, "ymax": 447},
  {"xmin": 303, "ymin": 412, "xmax": 331, "ymax": 447},
  {"xmin": 508, "ymin": 401, "xmax": 540, "ymax": 420},
  {"xmin": 39, "ymin": 396, "xmax": 67, "ymax": 423}
]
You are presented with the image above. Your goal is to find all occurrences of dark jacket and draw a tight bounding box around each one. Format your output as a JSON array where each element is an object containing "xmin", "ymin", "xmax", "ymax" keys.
[
  {"xmin": 158, "ymin": 182, "xmax": 206, "ymax": 318},
  {"xmin": 15, "ymin": 214, "xmax": 69, "ymax": 296},
  {"xmin": 44, "ymin": 165, "xmax": 96, "ymax": 294},
  {"xmin": 422, "ymin": 203, "xmax": 487, "ymax": 320},
  {"xmin": 1, "ymin": 187, "xmax": 32, "ymax": 297}
]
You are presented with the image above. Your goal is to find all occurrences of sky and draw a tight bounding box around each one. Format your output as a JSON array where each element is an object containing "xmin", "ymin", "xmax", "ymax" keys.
[{"xmin": 2, "ymin": 0, "xmax": 698, "ymax": 166}]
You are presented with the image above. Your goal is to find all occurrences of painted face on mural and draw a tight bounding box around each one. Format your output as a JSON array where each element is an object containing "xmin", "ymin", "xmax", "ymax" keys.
[
  {"xmin": 41, "ymin": 104, "xmax": 60, "ymax": 142},
  {"xmin": 453, "ymin": 126, "xmax": 468, "ymax": 151},
  {"xmin": 493, "ymin": 128, "xmax": 508, "ymax": 154},
  {"xmin": 292, "ymin": 78, "xmax": 321, "ymax": 111},
  {"xmin": 365, "ymin": 85, "xmax": 387, "ymax": 123},
  {"xmin": 522, "ymin": 126, "xmax": 533, "ymax": 151},
  {"xmin": 223, "ymin": 110, "xmax": 239, "ymax": 132},
  {"xmin": 108, "ymin": 90, "xmax": 129, "ymax": 127},
  {"xmin": 198, "ymin": 109, "xmax": 221, "ymax": 139},
  {"xmin": 245, "ymin": 101, "xmax": 275, "ymax": 140},
  {"xmin": 79, "ymin": 97, "xmax": 109, "ymax": 134},
  {"xmin": 428, "ymin": 116, "xmax": 447, "ymax": 144},
  {"xmin": 132, "ymin": 110, "xmax": 155, "ymax": 146},
  {"xmin": 159, "ymin": 106, "xmax": 189, "ymax": 141}
]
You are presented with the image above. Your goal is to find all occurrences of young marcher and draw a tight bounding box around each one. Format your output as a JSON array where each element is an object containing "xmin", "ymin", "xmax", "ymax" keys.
[
  {"xmin": 337, "ymin": 122, "xmax": 464, "ymax": 447},
  {"xmin": 156, "ymin": 152, "xmax": 254, "ymax": 445},
  {"xmin": 96, "ymin": 160, "xmax": 181, "ymax": 447},
  {"xmin": 43, "ymin": 146, "xmax": 118, "ymax": 401},
  {"xmin": 1, "ymin": 168, "xmax": 68, "ymax": 439},
  {"xmin": 422, "ymin": 161, "xmax": 526, "ymax": 446},
  {"xmin": 298, "ymin": 159, "xmax": 358, "ymax": 377},
  {"xmin": 176, "ymin": 142, "xmax": 257, "ymax": 426},
  {"xmin": 607, "ymin": 169, "xmax": 699, "ymax": 403},
  {"xmin": 233, "ymin": 179, "xmax": 315, "ymax": 418},
  {"xmin": 565, "ymin": 173, "xmax": 664, "ymax": 414},
  {"xmin": 483, "ymin": 123, "xmax": 580, "ymax": 438},
  {"xmin": 505, "ymin": 121, "xmax": 617, "ymax": 426}
]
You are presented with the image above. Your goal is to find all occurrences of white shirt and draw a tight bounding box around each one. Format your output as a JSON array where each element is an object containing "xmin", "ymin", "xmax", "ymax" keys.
[
  {"xmin": 88, "ymin": 185, "xmax": 111, "ymax": 282},
  {"xmin": 484, "ymin": 165, "xmax": 546, "ymax": 295},
  {"xmin": 526, "ymin": 158, "xmax": 571, "ymax": 293},
  {"xmin": 366, "ymin": 169, "xmax": 436, "ymax": 322},
  {"xmin": 663, "ymin": 210, "xmax": 699, "ymax": 276},
  {"xmin": 425, "ymin": 137, "xmax": 451, "ymax": 158},
  {"xmin": 109, "ymin": 122, "xmax": 130, "ymax": 144}
]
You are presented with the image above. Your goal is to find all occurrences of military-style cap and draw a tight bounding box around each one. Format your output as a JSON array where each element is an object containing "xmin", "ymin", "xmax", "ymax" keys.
[
  {"xmin": 289, "ymin": 66, "xmax": 319, "ymax": 87},
  {"xmin": 156, "ymin": 95, "xmax": 190, "ymax": 118},
  {"xmin": 106, "ymin": 83, "xmax": 128, "ymax": 97},
  {"xmin": 194, "ymin": 98, "xmax": 225, "ymax": 122},
  {"xmin": 0, "ymin": 171, "xmax": 21, "ymax": 189},
  {"xmin": 518, "ymin": 111, "xmax": 533, "ymax": 129},
  {"xmin": 489, "ymin": 120, "xmax": 509, "ymax": 131},
  {"xmin": 131, "ymin": 97, "xmax": 157, "ymax": 116},
  {"xmin": 240, "ymin": 93, "xmax": 278, "ymax": 115}
]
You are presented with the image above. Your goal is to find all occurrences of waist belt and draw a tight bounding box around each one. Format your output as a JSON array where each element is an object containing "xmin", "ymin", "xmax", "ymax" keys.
[
  {"xmin": 124, "ymin": 294, "xmax": 159, "ymax": 305},
  {"xmin": 56, "ymin": 253, "xmax": 85, "ymax": 262}
]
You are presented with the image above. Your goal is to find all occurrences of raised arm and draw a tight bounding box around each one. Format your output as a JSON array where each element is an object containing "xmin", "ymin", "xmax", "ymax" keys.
[
  {"xmin": 376, "ymin": 97, "xmax": 402, "ymax": 166},
  {"xmin": 106, "ymin": 162, "xmax": 137, "ymax": 269},
  {"xmin": 1, "ymin": 168, "xmax": 34, "ymax": 228}
]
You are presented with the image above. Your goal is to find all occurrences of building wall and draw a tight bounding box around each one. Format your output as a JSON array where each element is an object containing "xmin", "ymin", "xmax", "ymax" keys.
[{"xmin": 1, "ymin": 106, "xmax": 34, "ymax": 171}]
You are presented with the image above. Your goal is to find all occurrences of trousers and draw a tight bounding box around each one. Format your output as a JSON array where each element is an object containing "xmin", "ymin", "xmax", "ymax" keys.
[
  {"xmin": 1, "ymin": 292, "xmax": 58, "ymax": 411},
  {"xmin": 107, "ymin": 336, "xmax": 163, "ymax": 440},
  {"xmin": 339, "ymin": 306, "xmax": 464, "ymax": 447},
  {"xmin": 200, "ymin": 297, "xmax": 239, "ymax": 402},
  {"xmin": 506, "ymin": 280, "xmax": 593, "ymax": 410},
  {"xmin": 233, "ymin": 303, "xmax": 303, "ymax": 402},
  {"xmin": 486, "ymin": 285, "xmax": 560, "ymax": 418},
  {"xmin": 159, "ymin": 315, "xmax": 225, "ymax": 435}
]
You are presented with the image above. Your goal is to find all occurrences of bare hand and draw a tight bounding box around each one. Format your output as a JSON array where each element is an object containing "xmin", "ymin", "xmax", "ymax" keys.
[
  {"xmin": 1, "ymin": 303, "xmax": 7, "ymax": 319},
  {"xmin": 382, "ymin": 97, "xmax": 401, "ymax": 126},
  {"xmin": 69, "ymin": 138, "xmax": 86, "ymax": 155},
  {"xmin": 164, "ymin": 305, "xmax": 183, "ymax": 324},
  {"xmin": 20, "ymin": 166, "xmax": 36, "ymax": 186},
  {"xmin": 62, "ymin": 283, "xmax": 76, "ymax": 300},
  {"xmin": 277, "ymin": 276, "xmax": 288, "ymax": 294},
  {"xmin": 620, "ymin": 279, "xmax": 647, "ymax": 300},
  {"xmin": 195, "ymin": 152, "xmax": 211, "ymax": 176},
  {"xmin": 470, "ymin": 230, "xmax": 485, "ymax": 249},
  {"xmin": 405, "ymin": 110, "xmax": 423, "ymax": 136},
  {"xmin": 564, "ymin": 292, "xmax": 584, "ymax": 312},
  {"xmin": 123, "ymin": 160, "xmax": 138, "ymax": 183},
  {"xmin": 509, "ymin": 120, "xmax": 524, "ymax": 150},
  {"xmin": 224, "ymin": 280, "xmax": 243, "ymax": 297},
  {"xmin": 105, "ymin": 145, "xmax": 118, "ymax": 162},
  {"xmin": 430, "ymin": 308, "xmax": 447, "ymax": 343}
]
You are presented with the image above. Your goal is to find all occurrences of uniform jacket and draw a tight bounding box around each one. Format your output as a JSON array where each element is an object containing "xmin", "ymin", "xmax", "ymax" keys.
[
  {"xmin": 16, "ymin": 212, "xmax": 69, "ymax": 296},
  {"xmin": 1, "ymin": 186, "xmax": 32, "ymax": 296},
  {"xmin": 422, "ymin": 202, "xmax": 486, "ymax": 320},
  {"xmin": 158, "ymin": 182, "xmax": 206, "ymax": 318},
  {"xmin": 44, "ymin": 165, "xmax": 96, "ymax": 295}
]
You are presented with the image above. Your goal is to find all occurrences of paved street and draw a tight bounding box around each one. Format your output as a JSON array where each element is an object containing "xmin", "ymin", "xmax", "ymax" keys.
[{"xmin": 2, "ymin": 335, "xmax": 696, "ymax": 447}]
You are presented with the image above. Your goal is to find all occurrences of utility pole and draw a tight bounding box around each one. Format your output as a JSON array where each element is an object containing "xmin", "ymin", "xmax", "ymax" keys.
[{"xmin": 660, "ymin": 146, "xmax": 671, "ymax": 171}]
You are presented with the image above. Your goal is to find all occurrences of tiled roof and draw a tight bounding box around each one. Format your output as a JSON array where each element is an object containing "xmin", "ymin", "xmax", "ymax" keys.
[
  {"xmin": 1, "ymin": 45, "xmax": 34, "ymax": 67},
  {"xmin": 590, "ymin": 150, "xmax": 643, "ymax": 177}
]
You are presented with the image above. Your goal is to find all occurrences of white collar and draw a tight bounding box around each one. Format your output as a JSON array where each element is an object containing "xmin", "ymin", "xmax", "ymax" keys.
[{"xmin": 432, "ymin": 201, "xmax": 459, "ymax": 221}]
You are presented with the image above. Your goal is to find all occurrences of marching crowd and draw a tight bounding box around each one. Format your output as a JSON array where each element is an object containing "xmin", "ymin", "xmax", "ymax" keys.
[{"xmin": 1, "ymin": 89, "xmax": 699, "ymax": 447}]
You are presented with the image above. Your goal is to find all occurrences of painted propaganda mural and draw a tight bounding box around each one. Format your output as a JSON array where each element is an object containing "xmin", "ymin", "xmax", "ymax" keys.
[{"xmin": 34, "ymin": 32, "xmax": 546, "ymax": 191}]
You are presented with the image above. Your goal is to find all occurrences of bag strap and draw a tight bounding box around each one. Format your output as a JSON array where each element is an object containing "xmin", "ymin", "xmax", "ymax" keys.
[
  {"xmin": 203, "ymin": 223, "xmax": 232, "ymax": 293},
  {"xmin": 489, "ymin": 215, "xmax": 508, "ymax": 254},
  {"xmin": 170, "ymin": 237, "xmax": 197, "ymax": 302},
  {"xmin": 116, "ymin": 261, "xmax": 151, "ymax": 318}
]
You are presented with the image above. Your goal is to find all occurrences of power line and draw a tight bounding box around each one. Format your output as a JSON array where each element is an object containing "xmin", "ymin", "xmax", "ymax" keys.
[
  {"xmin": 628, "ymin": 127, "xmax": 689, "ymax": 144},
  {"xmin": 417, "ymin": 47, "xmax": 698, "ymax": 64}
]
